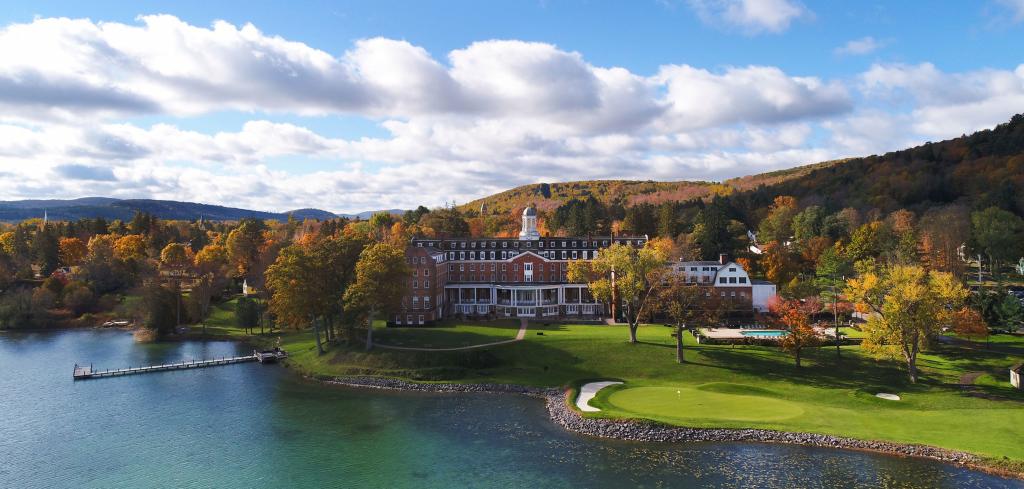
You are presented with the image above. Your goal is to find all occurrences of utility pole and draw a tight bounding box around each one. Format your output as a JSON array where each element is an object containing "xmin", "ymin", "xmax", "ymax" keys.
[
  {"xmin": 978, "ymin": 253, "xmax": 983, "ymax": 285},
  {"xmin": 833, "ymin": 274, "xmax": 842, "ymax": 357}
]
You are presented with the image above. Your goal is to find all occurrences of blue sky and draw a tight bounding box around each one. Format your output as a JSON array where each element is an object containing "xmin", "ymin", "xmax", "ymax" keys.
[{"xmin": 0, "ymin": 1, "xmax": 1021, "ymax": 212}]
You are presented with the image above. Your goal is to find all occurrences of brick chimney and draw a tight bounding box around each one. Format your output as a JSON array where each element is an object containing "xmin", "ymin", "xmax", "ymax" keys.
[{"xmin": 719, "ymin": 253, "xmax": 728, "ymax": 265}]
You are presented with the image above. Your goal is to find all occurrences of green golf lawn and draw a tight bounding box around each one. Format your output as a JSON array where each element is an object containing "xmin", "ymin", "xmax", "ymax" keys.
[
  {"xmin": 374, "ymin": 319, "xmax": 521, "ymax": 348},
  {"xmin": 605, "ymin": 384, "xmax": 805, "ymax": 422}
]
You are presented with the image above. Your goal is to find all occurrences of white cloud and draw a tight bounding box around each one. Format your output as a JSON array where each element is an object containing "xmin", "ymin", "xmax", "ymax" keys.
[
  {"xmin": 994, "ymin": 0, "xmax": 1024, "ymax": 22},
  {"xmin": 0, "ymin": 15, "xmax": 1020, "ymax": 213},
  {"xmin": 835, "ymin": 36, "xmax": 885, "ymax": 56},
  {"xmin": 688, "ymin": 0, "xmax": 811, "ymax": 34},
  {"xmin": 860, "ymin": 62, "xmax": 1024, "ymax": 138},
  {"xmin": 655, "ymin": 64, "xmax": 850, "ymax": 130}
]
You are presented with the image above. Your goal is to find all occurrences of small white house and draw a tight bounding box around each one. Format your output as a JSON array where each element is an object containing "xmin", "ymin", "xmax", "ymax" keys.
[{"xmin": 1012, "ymin": 364, "xmax": 1023, "ymax": 390}]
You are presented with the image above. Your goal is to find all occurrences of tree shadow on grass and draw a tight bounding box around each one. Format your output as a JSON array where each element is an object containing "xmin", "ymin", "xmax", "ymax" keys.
[{"xmin": 691, "ymin": 344, "xmax": 925, "ymax": 392}]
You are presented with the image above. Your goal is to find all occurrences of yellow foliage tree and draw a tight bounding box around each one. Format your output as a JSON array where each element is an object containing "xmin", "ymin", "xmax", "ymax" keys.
[{"xmin": 846, "ymin": 265, "xmax": 968, "ymax": 383}]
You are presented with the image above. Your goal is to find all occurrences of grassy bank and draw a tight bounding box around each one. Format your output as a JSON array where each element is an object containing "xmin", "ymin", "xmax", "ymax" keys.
[{"xmin": 181, "ymin": 305, "xmax": 1024, "ymax": 468}]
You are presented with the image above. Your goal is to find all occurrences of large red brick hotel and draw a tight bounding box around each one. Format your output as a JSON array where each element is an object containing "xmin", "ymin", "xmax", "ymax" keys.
[{"xmin": 393, "ymin": 207, "xmax": 774, "ymax": 326}]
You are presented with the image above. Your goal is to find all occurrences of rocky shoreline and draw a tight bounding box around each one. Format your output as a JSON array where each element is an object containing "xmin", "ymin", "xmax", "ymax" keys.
[{"xmin": 321, "ymin": 375, "xmax": 1022, "ymax": 477}]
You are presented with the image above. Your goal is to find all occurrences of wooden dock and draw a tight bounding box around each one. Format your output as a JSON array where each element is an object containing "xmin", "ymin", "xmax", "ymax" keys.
[{"xmin": 73, "ymin": 353, "xmax": 264, "ymax": 380}]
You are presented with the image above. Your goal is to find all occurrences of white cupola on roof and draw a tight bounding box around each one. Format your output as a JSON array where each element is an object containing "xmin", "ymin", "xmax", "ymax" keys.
[{"xmin": 519, "ymin": 206, "xmax": 540, "ymax": 240}]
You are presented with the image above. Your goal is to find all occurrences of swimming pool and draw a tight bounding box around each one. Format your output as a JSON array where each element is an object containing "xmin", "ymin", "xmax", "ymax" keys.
[{"xmin": 740, "ymin": 330, "xmax": 788, "ymax": 337}]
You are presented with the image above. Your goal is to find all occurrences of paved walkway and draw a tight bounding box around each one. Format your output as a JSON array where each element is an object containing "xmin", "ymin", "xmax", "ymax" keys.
[
  {"xmin": 374, "ymin": 319, "xmax": 528, "ymax": 352},
  {"xmin": 576, "ymin": 380, "xmax": 623, "ymax": 412}
]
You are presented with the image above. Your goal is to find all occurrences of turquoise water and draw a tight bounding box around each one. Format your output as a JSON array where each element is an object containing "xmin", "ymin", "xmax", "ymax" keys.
[
  {"xmin": 0, "ymin": 330, "xmax": 1020, "ymax": 489},
  {"xmin": 740, "ymin": 330, "xmax": 788, "ymax": 337}
]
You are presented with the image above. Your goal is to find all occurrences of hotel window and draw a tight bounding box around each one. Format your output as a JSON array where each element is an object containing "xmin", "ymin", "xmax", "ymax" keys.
[
  {"xmin": 412, "ymin": 280, "xmax": 418, "ymax": 288},
  {"xmin": 513, "ymin": 264, "xmax": 519, "ymax": 272},
  {"xmin": 572, "ymin": 241, "xmax": 577, "ymax": 248},
  {"xmin": 502, "ymin": 264, "xmax": 507, "ymax": 271},
  {"xmin": 501, "ymin": 274, "xmax": 507, "ymax": 281},
  {"xmin": 416, "ymin": 242, "xmax": 423, "ymax": 247},
  {"xmin": 739, "ymin": 292, "xmax": 746, "ymax": 298},
  {"xmin": 407, "ymin": 315, "xmax": 413, "ymax": 323},
  {"xmin": 720, "ymin": 291, "xmax": 726, "ymax": 297},
  {"xmin": 502, "ymin": 241, "xmax": 508, "ymax": 248},
  {"xmin": 470, "ymin": 265, "xmax": 476, "ymax": 272},
  {"xmin": 538, "ymin": 264, "xmax": 544, "ymax": 272},
  {"xmin": 460, "ymin": 252, "xmax": 465, "ymax": 260},
  {"xmin": 413, "ymin": 270, "xmax": 418, "ymax": 277},
  {"xmin": 739, "ymin": 277, "xmax": 747, "ymax": 284},
  {"xmin": 502, "ymin": 251, "xmax": 508, "ymax": 259},
  {"xmin": 572, "ymin": 251, "xmax": 578, "ymax": 259},
  {"xmin": 418, "ymin": 315, "xmax": 424, "ymax": 324},
  {"xmin": 412, "ymin": 296, "xmax": 419, "ymax": 308},
  {"xmin": 514, "ymin": 242, "xmax": 520, "ymax": 248},
  {"xmin": 424, "ymin": 280, "xmax": 430, "ymax": 288},
  {"xmin": 729, "ymin": 267, "xmax": 736, "ymax": 272},
  {"xmin": 729, "ymin": 277, "xmax": 737, "ymax": 284},
  {"xmin": 561, "ymin": 251, "xmax": 567, "ymax": 259},
  {"xmin": 460, "ymin": 264, "xmax": 465, "ymax": 271},
  {"xmin": 424, "ymin": 296, "xmax": 430, "ymax": 306},
  {"xmin": 490, "ymin": 241, "xmax": 496, "ymax": 248},
  {"xmin": 719, "ymin": 277, "xmax": 727, "ymax": 284},
  {"xmin": 561, "ymin": 241, "xmax": 566, "ymax": 247},
  {"xmin": 424, "ymin": 269, "xmax": 430, "ymax": 277},
  {"xmin": 730, "ymin": 291, "xmax": 736, "ymax": 297},
  {"xmin": 490, "ymin": 251, "xmax": 495, "ymax": 260},
  {"xmin": 471, "ymin": 241, "xmax": 476, "ymax": 248},
  {"xmin": 448, "ymin": 252, "xmax": 454, "ymax": 260},
  {"xmin": 526, "ymin": 242, "xmax": 532, "ymax": 248},
  {"xmin": 539, "ymin": 241, "xmax": 544, "ymax": 248},
  {"xmin": 460, "ymin": 242, "xmax": 466, "ymax": 248},
  {"xmin": 490, "ymin": 263, "xmax": 496, "ymax": 271},
  {"xmin": 690, "ymin": 267, "xmax": 697, "ymax": 271},
  {"xmin": 448, "ymin": 265, "xmax": 454, "ymax": 272},
  {"xmin": 603, "ymin": 240, "xmax": 608, "ymax": 246}
]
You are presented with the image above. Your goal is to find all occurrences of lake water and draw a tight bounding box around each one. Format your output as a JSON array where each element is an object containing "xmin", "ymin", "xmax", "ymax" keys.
[{"xmin": 1, "ymin": 330, "xmax": 1020, "ymax": 489}]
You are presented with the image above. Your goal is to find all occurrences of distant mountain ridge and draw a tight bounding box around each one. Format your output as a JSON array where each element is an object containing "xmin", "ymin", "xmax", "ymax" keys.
[
  {"xmin": 0, "ymin": 197, "xmax": 402, "ymax": 222},
  {"xmin": 460, "ymin": 159, "xmax": 847, "ymax": 214}
]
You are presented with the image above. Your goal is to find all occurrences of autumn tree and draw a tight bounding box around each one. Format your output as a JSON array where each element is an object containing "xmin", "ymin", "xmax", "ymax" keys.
[
  {"xmin": 226, "ymin": 218, "xmax": 269, "ymax": 281},
  {"xmin": 265, "ymin": 235, "xmax": 365, "ymax": 353},
  {"xmin": 846, "ymin": 265, "xmax": 968, "ymax": 383},
  {"xmin": 160, "ymin": 242, "xmax": 194, "ymax": 270},
  {"xmin": 342, "ymin": 242, "xmax": 409, "ymax": 350},
  {"xmin": 757, "ymin": 196, "xmax": 798, "ymax": 244},
  {"xmin": 567, "ymin": 242, "xmax": 667, "ymax": 343},
  {"xmin": 653, "ymin": 274, "xmax": 721, "ymax": 363},
  {"xmin": 769, "ymin": 296, "xmax": 822, "ymax": 367},
  {"xmin": 58, "ymin": 237, "xmax": 87, "ymax": 267},
  {"xmin": 113, "ymin": 234, "xmax": 147, "ymax": 262},
  {"xmin": 951, "ymin": 308, "xmax": 988, "ymax": 343}
]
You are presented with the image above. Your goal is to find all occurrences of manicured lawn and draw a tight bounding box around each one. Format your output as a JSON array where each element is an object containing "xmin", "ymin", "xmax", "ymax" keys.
[
  {"xmin": 605, "ymin": 384, "xmax": 805, "ymax": 422},
  {"xmin": 175, "ymin": 306, "xmax": 1024, "ymax": 465},
  {"xmin": 374, "ymin": 319, "xmax": 521, "ymax": 348}
]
